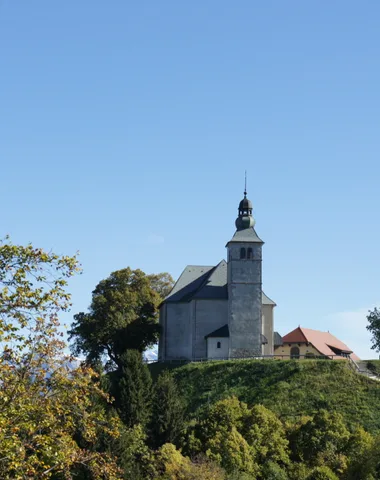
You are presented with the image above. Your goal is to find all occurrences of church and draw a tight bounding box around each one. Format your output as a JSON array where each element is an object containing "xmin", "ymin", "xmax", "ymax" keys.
[{"xmin": 158, "ymin": 188, "xmax": 282, "ymax": 361}]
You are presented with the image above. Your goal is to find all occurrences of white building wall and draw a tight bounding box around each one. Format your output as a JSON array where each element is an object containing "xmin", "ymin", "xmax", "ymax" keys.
[{"xmin": 207, "ymin": 337, "xmax": 229, "ymax": 359}]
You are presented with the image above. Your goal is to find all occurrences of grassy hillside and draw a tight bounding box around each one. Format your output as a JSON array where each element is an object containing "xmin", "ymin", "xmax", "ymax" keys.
[{"xmin": 152, "ymin": 359, "xmax": 380, "ymax": 433}]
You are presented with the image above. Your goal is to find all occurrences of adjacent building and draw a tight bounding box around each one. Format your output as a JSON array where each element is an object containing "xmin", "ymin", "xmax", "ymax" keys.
[{"xmin": 274, "ymin": 327, "xmax": 359, "ymax": 360}]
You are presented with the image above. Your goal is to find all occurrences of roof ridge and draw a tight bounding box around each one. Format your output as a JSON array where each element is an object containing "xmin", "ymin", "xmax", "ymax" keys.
[
  {"xmin": 184, "ymin": 264, "xmax": 214, "ymax": 268},
  {"xmin": 297, "ymin": 327, "xmax": 309, "ymax": 343}
]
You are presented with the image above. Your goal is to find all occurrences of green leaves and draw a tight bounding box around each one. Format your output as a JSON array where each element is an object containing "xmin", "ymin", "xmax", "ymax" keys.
[
  {"xmin": 0, "ymin": 238, "xmax": 121, "ymax": 479},
  {"xmin": 366, "ymin": 307, "xmax": 380, "ymax": 352},
  {"xmin": 183, "ymin": 396, "xmax": 289, "ymax": 477},
  {"xmin": 149, "ymin": 370, "xmax": 185, "ymax": 449},
  {"xmin": 69, "ymin": 268, "xmax": 173, "ymax": 369}
]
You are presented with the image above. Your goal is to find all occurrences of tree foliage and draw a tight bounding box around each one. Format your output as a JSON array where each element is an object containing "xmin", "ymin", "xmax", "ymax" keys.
[
  {"xmin": 147, "ymin": 272, "xmax": 174, "ymax": 299},
  {"xmin": 366, "ymin": 307, "xmax": 380, "ymax": 353},
  {"xmin": 289, "ymin": 410, "xmax": 350, "ymax": 475},
  {"xmin": 69, "ymin": 268, "xmax": 173, "ymax": 369},
  {"xmin": 113, "ymin": 349, "xmax": 153, "ymax": 428},
  {"xmin": 150, "ymin": 370, "xmax": 185, "ymax": 449},
  {"xmin": 183, "ymin": 396, "xmax": 289, "ymax": 478},
  {"xmin": 0, "ymin": 238, "xmax": 120, "ymax": 479}
]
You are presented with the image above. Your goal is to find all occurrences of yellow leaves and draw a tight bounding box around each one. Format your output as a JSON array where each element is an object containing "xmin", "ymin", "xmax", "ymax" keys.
[{"xmin": 0, "ymin": 238, "xmax": 119, "ymax": 479}]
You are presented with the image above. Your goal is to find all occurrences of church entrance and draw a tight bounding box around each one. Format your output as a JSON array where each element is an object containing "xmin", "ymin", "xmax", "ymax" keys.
[{"xmin": 290, "ymin": 346, "xmax": 300, "ymax": 359}]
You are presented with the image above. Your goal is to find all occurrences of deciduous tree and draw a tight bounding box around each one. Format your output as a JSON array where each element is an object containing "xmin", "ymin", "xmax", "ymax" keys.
[
  {"xmin": 0, "ymin": 238, "xmax": 120, "ymax": 478},
  {"xmin": 69, "ymin": 268, "xmax": 173, "ymax": 369}
]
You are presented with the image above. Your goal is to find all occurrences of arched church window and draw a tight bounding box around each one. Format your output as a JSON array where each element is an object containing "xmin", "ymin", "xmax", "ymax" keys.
[
  {"xmin": 217, "ymin": 341, "xmax": 221, "ymax": 349},
  {"xmin": 247, "ymin": 248, "xmax": 253, "ymax": 259},
  {"xmin": 240, "ymin": 248, "xmax": 246, "ymax": 259}
]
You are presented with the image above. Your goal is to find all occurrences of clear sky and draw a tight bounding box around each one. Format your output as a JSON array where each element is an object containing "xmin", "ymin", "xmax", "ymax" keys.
[{"xmin": 1, "ymin": 1, "xmax": 379, "ymax": 359}]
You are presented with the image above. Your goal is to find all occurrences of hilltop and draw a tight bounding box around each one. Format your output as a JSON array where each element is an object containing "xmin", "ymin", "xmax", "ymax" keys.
[{"xmin": 150, "ymin": 359, "xmax": 380, "ymax": 433}]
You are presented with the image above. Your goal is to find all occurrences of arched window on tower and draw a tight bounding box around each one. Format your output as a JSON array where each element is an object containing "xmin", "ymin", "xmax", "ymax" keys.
[
  {"xmin": 240, "ymin": 248, "xmax": 246, "ymax": 259},
  {"xmin": 217, "ymin": 341, "xmax": 221, "ymax": 349},
  {"xmin": 247, "ymin": 248, "xmax": 253, "ymax": 259}
]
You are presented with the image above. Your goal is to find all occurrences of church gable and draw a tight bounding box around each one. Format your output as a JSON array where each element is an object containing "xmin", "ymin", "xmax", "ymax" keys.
[
  {"xmin": 193, "ymin": 260, "xmax": 228, "ymax": 300},
  {"xmin": 164, "ymin": 265, "xmax": 214, "ymax": 303},
  {"xmin": 163, "ymin": 259, "xmax": 274, "ymax": 306}
]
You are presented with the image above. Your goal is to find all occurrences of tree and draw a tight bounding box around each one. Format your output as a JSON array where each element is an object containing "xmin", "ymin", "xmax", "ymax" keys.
[
  {"xmin": 289, "ymin": 410, "xmax": 350, "ymax": 475},
  {"xmin": 150, "ymin": 370, "xmax": 185, "ymax": 448},
  {"xmin": 147, "ymin": 272, "xmax": 174, "ymax": 299},
  {"xmin": 344, "ymin": 427, "xmax": 378, "ymax": 480},
  {"xmin": 366, "ymin": 307, "xmax": 380, "ymax": 353},
  {"xmin": 183, "ymin": 397, "xmax": 288, "ymax": 477},
  {"xmin": 243, "ymin": 404, "xmax": 289, "ymax": 468},
  {"xmin": 114, "ymin": 349, "xmax": 153, "ymax": 428},
  {"xmin": 0, "ymin": 238, "xmax": 120, "ymax": 478},
  {"xmin": 69, "ymin": 268, "xmax": 173, "ymax": 369},
  {"xmin": 305, "ymin": 466, "xmax": 339, "ymax": 480}
]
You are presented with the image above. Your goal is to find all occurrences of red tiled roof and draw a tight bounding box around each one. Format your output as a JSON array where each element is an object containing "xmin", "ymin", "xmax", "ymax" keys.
[
  {"xmin": 282, "ymin": 327, "xmax": 308, "ymax": 344},
  {"xmin": 281, "ymin": 327, "xmax": 360, "ymax": 361}
]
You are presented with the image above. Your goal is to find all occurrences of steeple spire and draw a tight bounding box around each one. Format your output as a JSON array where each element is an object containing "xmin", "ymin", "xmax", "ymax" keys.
[{"xmin": 235, "ymin": 177, "xmax": 255, "ymax": 230}]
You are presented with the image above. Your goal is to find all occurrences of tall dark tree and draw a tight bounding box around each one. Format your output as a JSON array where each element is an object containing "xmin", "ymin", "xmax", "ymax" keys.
[
  {"xmin": 69, "ymin": 268, "xmax": 173, "ymax": 369},
  {"xmin": 114, "ymin": 349, "xmax": 153, "ymax": 428},
  {"xmin": 149, "ymin": 370, "xmax": 185, "ymax": 448},
  {"xmin": 366, "ymin": 307, "xmax": 380, "ymax": 353}
]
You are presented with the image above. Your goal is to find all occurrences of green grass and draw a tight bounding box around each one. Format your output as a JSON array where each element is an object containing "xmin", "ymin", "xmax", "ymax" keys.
[{"xmin": 153, "ymin": 359, "xmax": 380, "ymax": 433}]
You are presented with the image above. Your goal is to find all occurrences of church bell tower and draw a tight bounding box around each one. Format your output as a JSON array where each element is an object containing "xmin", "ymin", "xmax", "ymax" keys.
[{"xmin": 226, "ymin": 183, "xmax": 263, "ymax": 358}]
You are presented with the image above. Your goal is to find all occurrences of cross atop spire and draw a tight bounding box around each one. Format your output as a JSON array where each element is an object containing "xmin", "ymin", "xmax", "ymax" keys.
[{"xmin": 244, "ymin": 170, "xmax": 247, "ymax": 197}]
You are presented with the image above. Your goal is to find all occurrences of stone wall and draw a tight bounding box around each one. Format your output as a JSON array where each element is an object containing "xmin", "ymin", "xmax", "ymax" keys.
[{"xmin": 228, "ymin": 242, "xmax": 262, "ymax": 357}]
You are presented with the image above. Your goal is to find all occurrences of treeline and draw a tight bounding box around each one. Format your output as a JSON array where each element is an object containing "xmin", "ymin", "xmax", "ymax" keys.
[
  {"xmin": 1, "ymin": 243, "xmax": 379, "ymax": 480},
  {"xmin": 92, "ymin": 350, "xmax": 380, "ymax": 480}
]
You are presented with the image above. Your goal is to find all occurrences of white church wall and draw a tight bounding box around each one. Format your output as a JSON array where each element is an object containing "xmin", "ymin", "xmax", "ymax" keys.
[
  {"xmin": 207, "ymin": 337, "xmax": 229, "ymax": 359},
  {"xmin": 193, "ymin": 299, "xmax": 228, "ymax": 359},
  {"xmin": 164, "ymin": 303, "xmax": 192, "ymax": 359}
]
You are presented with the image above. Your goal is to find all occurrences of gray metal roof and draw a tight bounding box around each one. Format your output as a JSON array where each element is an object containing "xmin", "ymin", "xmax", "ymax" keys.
[
  {"xmin": 205, "ymin": 325, "xmax": 269, "ymax": 345},
  {"xmin": 164, "ymin": 260, "xmax": 275, "ymax": 306},
  {"xmin": 262, "ymin": 291, "xmax": 276, "ymax": 306},
  {"xmin": 205, "ymin": 324, "xmax": 229, "ymax": 338},
  {"xmin": 164, "ymin": 265, "xmax": 214, "ymax": 302},
  {"xmin": 274, "ymin": 331, "xmax": 283, "ymax": 347},
  {"xmin": 226, "ymin": 227, "xmax": 264, "ymax": 245},
  {"xmin": 193, "ymin": 260, "xmax": 228, "ymax": 299}
]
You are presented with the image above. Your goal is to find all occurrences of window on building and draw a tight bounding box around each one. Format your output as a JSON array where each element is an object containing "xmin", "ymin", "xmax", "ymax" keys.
[
  {"xmin": 247, "ymin": 248, "xmax": 253, "ymax": 259},
  {"xmin": 290, "ymin": 346, "xmax": 300, "ymax": 359},
  {"xmin": 217, "ymin": 341, "xmax": 221, "ymax": 349},
  {"xmin": 240, "ymin": 248, "xmax": 246, "ymax": 259}
]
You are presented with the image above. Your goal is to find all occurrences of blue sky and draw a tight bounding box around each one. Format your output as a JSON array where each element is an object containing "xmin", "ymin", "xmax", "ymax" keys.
[{"xmin": 1, "ymin": 1, "xmax": 379, "ymax": 358}]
